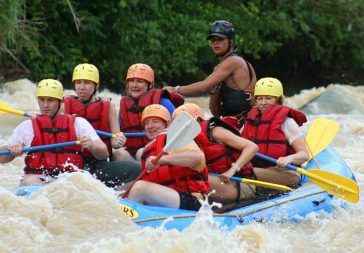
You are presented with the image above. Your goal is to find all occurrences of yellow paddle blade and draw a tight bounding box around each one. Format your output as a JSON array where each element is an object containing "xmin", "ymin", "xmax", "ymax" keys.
[
  {"xmin": 297, "ymin": 168, "xmax": 359, "ymax": 203},
  {"xmin": 303, "ymin": 118, "xmax": 340, "ymax": 166},
  {"xmin": 242, "ymin": 178, "xmax": 292, "ymax": 191},
  {"xmin": 0, "ymin": 100, "xmax": 26, "ymax": 116}
]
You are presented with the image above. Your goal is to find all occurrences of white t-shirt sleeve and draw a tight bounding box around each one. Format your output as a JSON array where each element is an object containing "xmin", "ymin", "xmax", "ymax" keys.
[
  {"xmin": 281, "ymin": 117, "xmax": 304, "ymax": 145},
  {"xmin": 5, "ymin": 120, "xmax": 34, "ymax": 147},
  {"xmin": 74, "ymin": 117, "xmax": 100, "ymax": 141}
]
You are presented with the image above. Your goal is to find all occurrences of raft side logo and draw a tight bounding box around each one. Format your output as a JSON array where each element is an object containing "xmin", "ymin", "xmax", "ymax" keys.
[{"xmin": 120, "ymin": 204, "xmax": 139, "ymax": 218}]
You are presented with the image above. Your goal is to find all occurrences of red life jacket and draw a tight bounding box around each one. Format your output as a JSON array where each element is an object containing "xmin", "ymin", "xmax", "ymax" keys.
[
  {"xmin": 195, "ymin": 117, "xmax": 253, "ymax": 176},
  {"xmin": 241, "ymin": 105, "xmax": 307, "ymax": 167},
  {"xmin": 64, "ymin": 96, "xmax": 112, "ymax": 160},
  {"xmin": 140, "ymin": 133, "xmax": 209, "ymax": 193},
  {"xmin": 119, "ymin": 89, "xmax": 184, "ymax": 155},
  {"xmin": 24, "ymin": 114, "xmax": 84, "ymax": 176}
]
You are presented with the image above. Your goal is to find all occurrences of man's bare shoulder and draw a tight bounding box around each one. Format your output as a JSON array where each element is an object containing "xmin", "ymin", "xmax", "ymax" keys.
[{"xmin": 220, "ymin": 55, "xmax": 247, "ymax": 68}]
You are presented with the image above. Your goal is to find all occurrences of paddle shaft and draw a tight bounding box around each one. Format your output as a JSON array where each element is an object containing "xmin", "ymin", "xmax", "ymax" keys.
[
  {"xmin": 0, "ymin": 141, "xmax": 80, "ymax": 155},
  {"xmin": 209, "ymin": 173, "xmax": 292, "ymax": 191},
  {"xmin": 96, "ymin": 130, "xmax": 146, "ymax": 138},
  {"xmin": 0, "ymin": 104, "xmax": 29, "ymax": 117}
]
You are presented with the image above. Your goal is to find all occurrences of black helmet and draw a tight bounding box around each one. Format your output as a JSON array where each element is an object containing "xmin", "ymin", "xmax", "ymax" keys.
[{"xmin": 207, "ymin": 20, "xmax": 235, "ymax": 40}]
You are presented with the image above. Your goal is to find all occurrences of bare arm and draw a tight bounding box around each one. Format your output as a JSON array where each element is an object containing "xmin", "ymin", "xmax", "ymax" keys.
[
  {"xmin": 212, "ymin": 127, "xmax": 258, "ymax": 176},
  {"xmin": 276, "ymin": 137, "xmax": 309, "ymax": 167},
  {"xmin": 108, "ymin": 102, "xmax": 126, "ymax": 149},
  {"xmin": 146, "ymin": 142, "xmax": 206, "ymax": 172},
  {"xmin": 80, "ymin": 136, "xmax": 109, "ymax": 160},
  {"xmin": 159, "ymin": 150, "xmax": 205, "ymax": 172},
  {"xmin": 108, "ymin": 103, "xmax": 121, "ymax": 133},
  {"xmin": 165, "ymin": 57, "xmax": 240, "ymax": 95},
  {"xmin": 0, "ymin": 144, "xmax": 23, "ymax": 163}
]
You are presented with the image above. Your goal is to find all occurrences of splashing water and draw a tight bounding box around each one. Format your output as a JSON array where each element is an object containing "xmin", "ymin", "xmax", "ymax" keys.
[{"xmin": 1, "ymin": 79, "xmax": 364, "ymax": 252}]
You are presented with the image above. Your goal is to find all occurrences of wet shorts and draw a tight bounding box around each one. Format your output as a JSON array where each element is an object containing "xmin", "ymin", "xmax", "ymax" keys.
[
  {"xmin": 178, "ymin": 192, "xmax": 202, "ymax": 211},
  {"xmin": 236, "ymin": 182, "xmax": 256, "ymax": 201}
]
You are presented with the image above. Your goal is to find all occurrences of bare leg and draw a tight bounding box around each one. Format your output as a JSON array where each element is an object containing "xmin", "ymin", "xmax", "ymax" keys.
[
  {"xmin": 253, "ymin": 167, "xmax": 300, "ymax": 187},
  {"xmin": 208, "ymin": 175, "xmax": 238, "ymax": 204},
  {"xmin": 20, "ymin": 175, "xmax": 43, "ymax": 186},
  {"xmin": 128, "ymin": 180, "xmax": 180, "ymax": 208},
  {"xmin": 112, "ymin": 148, "xmax": 134, "ymax": 161}
]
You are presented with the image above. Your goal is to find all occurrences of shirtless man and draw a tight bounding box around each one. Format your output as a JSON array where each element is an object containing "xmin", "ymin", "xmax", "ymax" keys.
[{"xmin": 164, "ymin": 20, "xmax": 256, "ymax": 119}]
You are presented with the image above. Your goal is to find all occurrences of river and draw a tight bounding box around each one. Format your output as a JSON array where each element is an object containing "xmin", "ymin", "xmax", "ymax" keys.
[{"xmin": 0, "ymin": 79, "xmax": 363, "ymax": 252}]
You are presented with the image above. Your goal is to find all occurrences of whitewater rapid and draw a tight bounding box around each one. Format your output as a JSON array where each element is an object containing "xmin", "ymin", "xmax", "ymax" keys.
[{"xmin": 0, "ymin": 79, "xmax": 363, "ymax": 253}]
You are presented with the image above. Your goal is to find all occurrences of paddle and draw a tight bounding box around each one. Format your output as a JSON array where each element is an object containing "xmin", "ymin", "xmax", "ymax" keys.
[
  {"xmin": 209, "ymin": 173, "xmax": 292, "ymax": 191},
  {"xmin": 0, "ymin": 100, "xmax": 29, "ymax": 117},
  {"xmin": 303, "ymin": 117, "xmax": 339, "ymax": 166},
  {"xmin": 253, "ymin": 117, "xmax": 359, "ymax": 202},
  {"xmin": 96, "ymin": 130, "xmax": 146, "ymax": 138},
  {"xmin": 0, "ymin": 100, "xmax": 146, "ymax": 137},
  {"xmin": 255, "ymin": 152, "xmax": 358, "ymax": 203},
  {"xmin": 0, "ymin": 141, "xmax": 80, "ymax": 156},
  {"xmin": 121, "ymin": 111, "xmax": 201, "ymax": 198}
]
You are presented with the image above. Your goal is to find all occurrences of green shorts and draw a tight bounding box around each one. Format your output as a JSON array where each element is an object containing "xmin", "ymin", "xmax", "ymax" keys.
[{"xmin": 236, "ymin": 182, "xmax": 256, "ymax": 200}]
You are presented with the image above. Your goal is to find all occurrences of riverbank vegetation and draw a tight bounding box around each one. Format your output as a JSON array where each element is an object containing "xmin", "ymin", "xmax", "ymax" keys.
[{"xmin": 1, "ymin": 0, "xmax": 364, "ymax": 94}]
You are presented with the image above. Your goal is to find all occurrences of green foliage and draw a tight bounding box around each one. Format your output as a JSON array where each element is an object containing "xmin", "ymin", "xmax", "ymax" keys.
[{"xmin": 1, "ymin": 0, "xmax": 364, "ymax": 92}]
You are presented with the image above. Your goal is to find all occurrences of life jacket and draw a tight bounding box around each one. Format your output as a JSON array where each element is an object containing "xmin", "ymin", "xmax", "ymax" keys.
[
  {"xmin": 120, "ymin": 89, "xmax": 184, "ymax": 155},
  {"xmin": 219, "ymin": 85, "xmax": 252, "ymax": 116},
  {"xmin": 24, "ymin": 114, "xmax": 84, "ymax": 176},
  {"xmin": 241, "ymin": 105, "xmax": 307, "ymax": 167},
  {"xmin": 140, "ymin": 133, "xmax": 209, "ymax": 193},
  {"xmin": 195, "ymin": 117, "xmax": 253, "ymax": 176},
  {"xmin": 64, "ymin": 96, "xmax": 112, "ymax": 161}
]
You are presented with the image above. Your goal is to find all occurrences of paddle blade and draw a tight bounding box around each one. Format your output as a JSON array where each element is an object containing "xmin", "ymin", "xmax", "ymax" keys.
[
  {"xmin": 297, "ymin": 168, "xmax": 359, "ymax": 203},
  {"xmin": 304, "ymin": 118, "xmax": 339, "ymax": 163},
  {"xmin": 164, "ymin": 111, "xmax": 201, "ymax": 150}
]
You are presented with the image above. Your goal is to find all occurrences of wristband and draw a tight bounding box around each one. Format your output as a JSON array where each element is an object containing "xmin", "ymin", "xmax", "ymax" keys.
[{"xmin": 173, "ymin": 85, "xmax": 181, "ymax": 93}]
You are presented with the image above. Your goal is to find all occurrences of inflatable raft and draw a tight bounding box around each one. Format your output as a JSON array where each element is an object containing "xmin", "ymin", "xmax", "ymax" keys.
[{"xmin": 13, "ymin": 146, "xmax": 357, "ymax": 231}]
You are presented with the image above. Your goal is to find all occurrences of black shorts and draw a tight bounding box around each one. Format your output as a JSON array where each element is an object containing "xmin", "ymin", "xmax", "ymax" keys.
[{"xmin": 178, "ymin": 192, "xmax": 202, "ymax": 211}]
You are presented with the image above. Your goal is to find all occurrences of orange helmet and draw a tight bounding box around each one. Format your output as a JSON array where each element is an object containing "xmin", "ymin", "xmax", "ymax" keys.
[
  {"xmin": 172, "ymin": 103, "xmax": 205, "ymax": 120},
  {"xmin": 141, "ymin": 104, "xmax": 171, "ymax": 125},
  {"xmin": 126, "ymin": 63, "xmax": 154, "ymax": 86}
]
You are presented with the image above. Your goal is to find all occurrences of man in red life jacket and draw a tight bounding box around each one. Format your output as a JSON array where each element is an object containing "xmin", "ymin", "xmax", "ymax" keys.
[
  {"xmin": 173, "ymin": 103, "xmax": 258, "ymax": 204},
  {"xmin": 64, "ymin": 63, "xmax": 141, "ymax": 188},
  {"xmin": 134, "ymin": 104, "xmax": 172, "ymax": 161},
  {"xmin": 127, "ymin": 104, "xmax": 209, "ymax": 211},
  {"xmin": 164, "ymin": 20, "xmax": 256, "ymax": 122},
  {"xmin": 119, "ymin": 63, "xmax": 184, "ymax": 156},
  {"xmin": 0, "ymin": 79, "xmax": 109, "ymax": 186},
  {"xmin": 241, "ymin": 77, "xmax": 309, "ymax": 187}
]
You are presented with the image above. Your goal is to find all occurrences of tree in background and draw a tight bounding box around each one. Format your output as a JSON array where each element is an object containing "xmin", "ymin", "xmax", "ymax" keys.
[{"xmin": 1, "ymin": 0, "xmax": 364, "ymax": 95}]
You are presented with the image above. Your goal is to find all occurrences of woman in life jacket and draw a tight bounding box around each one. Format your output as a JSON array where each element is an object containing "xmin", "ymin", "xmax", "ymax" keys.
[
  {"xmin": 173, "ymin": 103, "xmax": 258, "ymax": 204},
  {"xmin": 64, "ymin": 63, "xmax": 142, "ymax": 189},
  {"xmin": 241, "ymin": 77, "xmax": 309, "ymax": 188},
  {"xmin": 119, "ymin": 63, "xmax": 184, "ymax": 156},
  {"xmin": 163, "ymin": 20, "xmax": 256, "ymax": 124},
  {"xmin": 127, "ymin": 104, "xmax": 209, "ymax": 211},
  {"xmin": 64, "ymin": 63, "xmax": 132, "ymax": 161}
]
